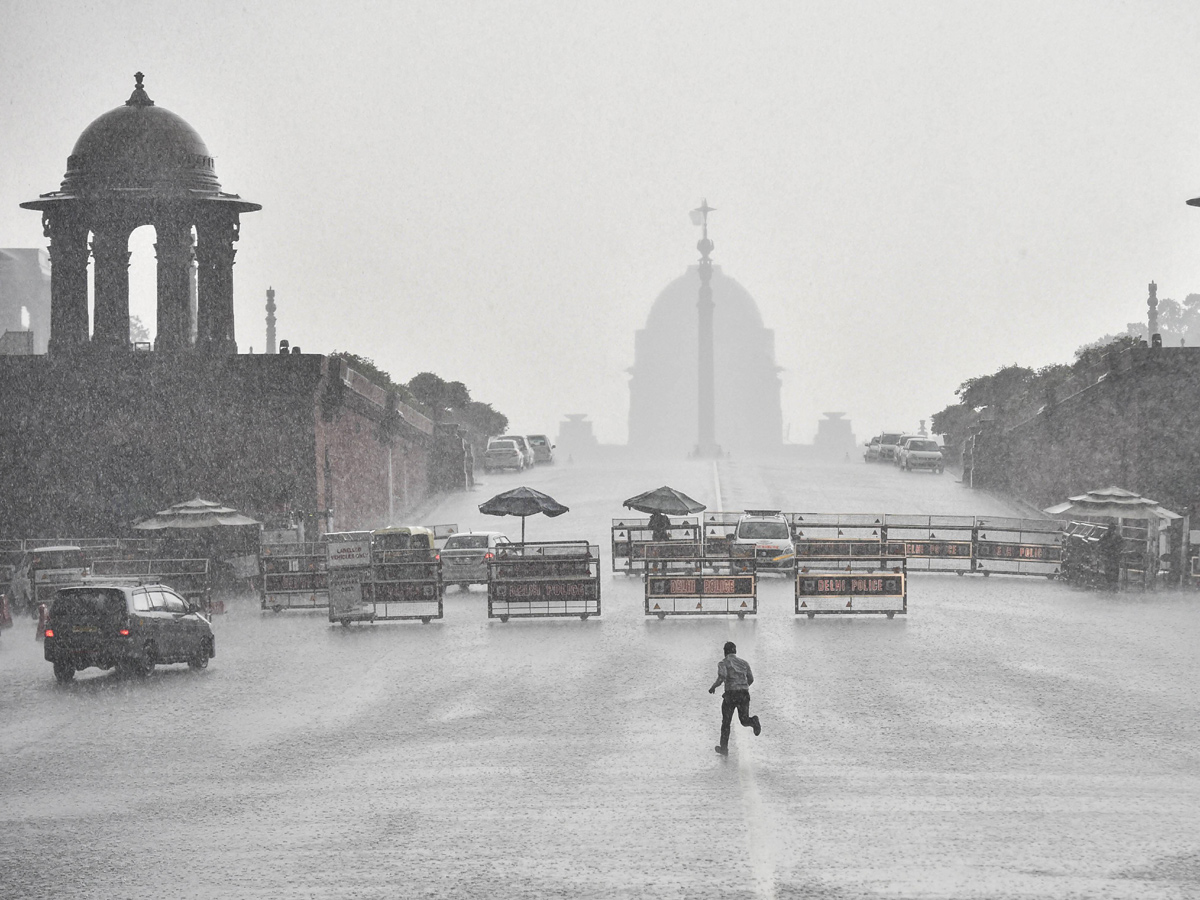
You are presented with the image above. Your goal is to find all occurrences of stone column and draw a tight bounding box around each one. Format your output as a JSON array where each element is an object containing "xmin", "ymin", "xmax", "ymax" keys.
[
  {"xmin": 91, "ymin": 223, "xmax": 132, "ymax": 350},
  {"xmin": 195, "ymin": 212, "xmax": 239, "ymax": 354},
  {"xmin": 154, "ymin": 220, "xmax": 195, "ymax": 350},
  {"xmin": 43, "ymin": 211, "xmax": 90, "ymax": 353}
]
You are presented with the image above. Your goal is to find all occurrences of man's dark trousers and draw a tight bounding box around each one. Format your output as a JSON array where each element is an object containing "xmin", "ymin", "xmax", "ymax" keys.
[{"xmin": 720, "ymin": 689, "xmax": 759, "ymax": 749}]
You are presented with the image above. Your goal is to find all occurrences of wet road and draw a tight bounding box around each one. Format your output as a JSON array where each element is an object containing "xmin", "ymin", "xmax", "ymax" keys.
[{"xmin": 2, "ymin": 456, "xmax": 1198, "ymax": 899}]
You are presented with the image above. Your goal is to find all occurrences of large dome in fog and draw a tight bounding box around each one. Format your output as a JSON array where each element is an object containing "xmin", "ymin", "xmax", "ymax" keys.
[{"xmin": 628, "ymin": 265, "xmax": 782, "ymax": 456}]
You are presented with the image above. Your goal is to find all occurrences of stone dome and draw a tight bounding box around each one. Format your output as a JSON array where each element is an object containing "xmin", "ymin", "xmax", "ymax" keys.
[
  {"xmin": 59, "ymin": 73, "xmax": 221, "ymax": 194},
  {"xmin": 643, "ymin": 265, "xmax": 765, "ymax": 331}
]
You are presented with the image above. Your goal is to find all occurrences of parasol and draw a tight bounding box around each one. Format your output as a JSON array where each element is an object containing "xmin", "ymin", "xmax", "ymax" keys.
[
  {"xmin": 478, "ymin": 486, "xmax": 569, "ymax": 542},
  {"xmin": 133, "ymin": 497, "xmax": 261, "ymax": 530},
  {"xmin": 1043, "ymin": 485, "xmax": 1181, "ymax": 522},
  {"xmin": 622, "ymin": 485, "xmax": 706, "ymax": 516}
]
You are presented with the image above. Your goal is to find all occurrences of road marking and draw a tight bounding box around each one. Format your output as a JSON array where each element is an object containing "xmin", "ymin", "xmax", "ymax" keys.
[{"xmin": 713, "ymin": 460, "xmax": 778, "ymax": 900}]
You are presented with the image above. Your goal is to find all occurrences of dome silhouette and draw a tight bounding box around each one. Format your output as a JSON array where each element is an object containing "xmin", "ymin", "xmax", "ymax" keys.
[
  {"xmin": 628, "ymin": 265, "xmax": 782, "ymax": 456},
  {"xmin": 59, "ymin": 73, "xmax": 221, "ymax": 195}
]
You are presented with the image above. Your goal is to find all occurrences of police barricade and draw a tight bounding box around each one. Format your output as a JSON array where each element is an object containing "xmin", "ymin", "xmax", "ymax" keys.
[
  {"xmin": 366, "ymin": 546, "xmax": 443, "ymax": 623},
  {"xmin": 488, "ymin": 541, "xmax": 601, "ymax": 622},
  {"xmin": 90, "ymin": 557, "xmax": 213, "ymax": 612},
  {"xmin": 881, "ymin": 515, "xmax": 976, "ymax": 574},
  {"xmin": 795, "ymin": 556, "xmax": 907, "ymax": 619},
  {"xmin": 699, "ymin": 512, "xmax": 743, "ymax": 556},
  {"xmin": 789, "ymin": 513, "xmax": 902, "ymax": 562},
  {"xmin": 971, "ymin": 516, "xmax": 1064, "ymax": 578},
  {"xmin": 261, "ymin": 541, "xmax": 329, "ymax": 611},
  {"xmin": 326, "ymin": 532, "xmax": 377, "ymax": 626},
  {"xmin": 610, "ymin": 518, "xmax": 701, "ymax": 574},
  {"xmin": 645, "ymin": 546, "xmax": 757, "ymax": 619}
]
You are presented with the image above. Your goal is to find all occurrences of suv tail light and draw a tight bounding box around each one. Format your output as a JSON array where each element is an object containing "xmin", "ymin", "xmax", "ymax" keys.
[
  {"xmin": 44, "ymin": 628, "xmax": 54, "ymax": 639},
  {"xmin": 485, "ymin": 552, "xmax": 494, "ymax": 560}
]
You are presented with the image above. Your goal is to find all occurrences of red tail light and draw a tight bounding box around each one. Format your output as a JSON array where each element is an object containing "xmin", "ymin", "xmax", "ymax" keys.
[
  {"xmin": 435, "ymin": 553, "xmax": 441, "ymax": 562},
  {"xmin": 485, "ymin": 552, "xmax": 494, "ymax": 560},
  {"xmin": 119, "ymin": 628, "xmax": 130, "ymax": 636},
  {"xmin": 44, "ymin": 628, "xmax": 54, "ymax": 639}
]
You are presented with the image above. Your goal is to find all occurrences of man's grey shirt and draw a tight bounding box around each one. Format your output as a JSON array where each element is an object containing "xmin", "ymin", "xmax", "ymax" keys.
[{"xmin": 718, "ymin": 654, "xmax": 753, "ymax": 692}]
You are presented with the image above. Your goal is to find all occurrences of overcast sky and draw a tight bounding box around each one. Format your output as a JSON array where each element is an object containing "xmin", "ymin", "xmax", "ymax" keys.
[{"xmin": 3, "ymin": 1, "xmax": 1200, "ymax": 444}]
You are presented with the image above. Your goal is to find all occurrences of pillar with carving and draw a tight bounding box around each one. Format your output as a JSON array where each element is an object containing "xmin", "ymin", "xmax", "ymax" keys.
[
  {"xmin": 44, "ymin": 211, "xmax": 90, "ymax": 353},
  {"xmin": 91, "ymin": 223, "xmax": 133, "ymax": 350},
  {"xmin": 195, "ymin": 212, "xmax": 240, "ymax": 354},
  {"xmin": 154, "ymin": 219, "xmax": 195, "ymax": 350}
]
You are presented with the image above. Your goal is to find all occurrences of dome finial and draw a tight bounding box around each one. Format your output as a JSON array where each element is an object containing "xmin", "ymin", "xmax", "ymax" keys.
[{"xmin": 126, "ymin": 71, "xmax": 155, "ymax": 108}]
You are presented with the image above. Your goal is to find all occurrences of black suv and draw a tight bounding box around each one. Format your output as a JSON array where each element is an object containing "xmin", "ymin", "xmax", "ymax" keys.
[{"xmin": 43, "ymin": 582, "xmax": 215, "ymax": 683}]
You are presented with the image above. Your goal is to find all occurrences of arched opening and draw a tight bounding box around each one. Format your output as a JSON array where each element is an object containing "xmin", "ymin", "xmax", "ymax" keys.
[{"xmin": 128, "ymin": 224, "xmax": 157, "ymax": 347}]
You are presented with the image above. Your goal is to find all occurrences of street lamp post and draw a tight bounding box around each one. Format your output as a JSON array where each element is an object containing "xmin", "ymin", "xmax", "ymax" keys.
[{"xmin": 691, "ymin": 200, "xmax": 721, "ymax": 458}]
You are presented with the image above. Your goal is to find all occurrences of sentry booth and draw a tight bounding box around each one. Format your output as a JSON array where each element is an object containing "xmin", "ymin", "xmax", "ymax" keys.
[
  {"xmin": 644, "ymin": 545, "xmax": 757, "ymax": 619},
  {"xmin": 795, "ymin": 556, "xmax": 907, "ymax": 618},
  {"xmin": 487, "ymin": 541, "xmax": 600, "ymax": 621}
]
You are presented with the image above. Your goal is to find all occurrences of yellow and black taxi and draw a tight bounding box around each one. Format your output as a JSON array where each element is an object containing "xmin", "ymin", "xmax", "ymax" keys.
[{"xmin": 43, "ymin": 581, "xmax": 215, "ymax": 683}]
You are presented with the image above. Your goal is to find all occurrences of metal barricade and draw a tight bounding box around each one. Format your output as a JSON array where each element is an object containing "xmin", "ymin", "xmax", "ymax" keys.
[
  {"xmin": 644, "ymin": 547, "xmax": 756, "ymax": 619},
  {"xmin": 881, "ymin": 515, "xmax": 976, "ymax": 573},
  {"xmin": 260, "ymin": 541, "xmax": 329, "ymax": 611},
  {"xmin": 610, "ymin": 518, "xmax": 701, "ymax": 574},
  {"xmin": 488, "ymin": 541, "xmax": 601, "ymax": 621},
  {"xmin": 795, "ymin": 556, "xmax": 907, "ymax": 618},
  {"xmin": 972, "ymin": 516, "xmax": 1064, "ymax": 578},
  {"xmin": 699, "ymin": 512, "xmax": 742, "ymax": 557},
  {"xmin": 90, "ymin": 557, "xmax": 213, "ymax": 612},
  {"xmin": 366, "ymin": 548, "xmax": 443, "ymax": 623}
]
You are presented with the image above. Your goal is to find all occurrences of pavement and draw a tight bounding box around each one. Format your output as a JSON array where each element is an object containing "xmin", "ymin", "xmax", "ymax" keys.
[{"xmin": 1, "ymin": 454, "xmax": 1197, "ymax": 899}]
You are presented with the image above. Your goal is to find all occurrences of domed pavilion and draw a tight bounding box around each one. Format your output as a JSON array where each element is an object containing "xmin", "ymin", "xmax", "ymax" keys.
[
  {"xmin": 628, "ymin": 266, "xmax": 783, "ymax": 456},
  {"xmin": 21, "ymin": 73, "xmax": 260, "ymax": 354}
]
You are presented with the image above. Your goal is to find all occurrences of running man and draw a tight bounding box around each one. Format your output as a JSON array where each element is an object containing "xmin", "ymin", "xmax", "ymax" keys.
[{"xmin": 708, "ymin": 641, "xmax": 761, "ymax": 755}]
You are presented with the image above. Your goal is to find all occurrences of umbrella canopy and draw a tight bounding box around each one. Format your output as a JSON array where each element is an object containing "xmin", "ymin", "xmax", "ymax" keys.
[
  {"xmin": 622, "ymin": 485, "xmax": 706, "ymax": 516},
  {"xmin": 1043, "ymin": 485, "xmax": 1181, "ymax": 522},
  {"xmin": 478, "ymin": 486, "xmax": 569, "ymax": 542},
  {"xmin": 133, "ymin": 497, "xmax": 261, "ymax": 530}
]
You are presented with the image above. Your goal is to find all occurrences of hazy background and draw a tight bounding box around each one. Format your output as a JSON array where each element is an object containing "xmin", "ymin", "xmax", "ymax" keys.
[{"xmin": 2, "ymin": 0, "xmax": 1200, "ymax": 444}]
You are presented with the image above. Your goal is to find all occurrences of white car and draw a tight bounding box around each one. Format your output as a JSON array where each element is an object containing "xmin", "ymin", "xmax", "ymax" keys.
[
  {"xmin": 483, "ymin": 440, "xmax": 524, "ymax": 472},
  {"xmin": 898, "ymin": 437, "xmax": 945, "ymax": 473},
  {"xmin": 497, "ymin": 435, "xmax": 536, "ymax": 469},
  {"xmin": 733, "ymin": 510, "xmax": 795, "ymax": 571}
]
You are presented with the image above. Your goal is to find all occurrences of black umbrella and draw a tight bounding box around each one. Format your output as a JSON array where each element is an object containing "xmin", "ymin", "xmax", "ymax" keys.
[
  {"xmin": 478, "ymin": 486, "xmax": 570, "ymax": 542},
  {"xmin": 622, "ymin": 485, "xmax": 706, "ymax": 516}
]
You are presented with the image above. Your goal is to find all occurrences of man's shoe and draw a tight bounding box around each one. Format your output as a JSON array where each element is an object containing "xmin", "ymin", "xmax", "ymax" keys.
[
  {"xmin": 714, "ymin": 745, "xmax": 728, "ymax": 756},
  {"xmin": 752, "ymin": 717, "xmax": 761, "ymax": 736}
]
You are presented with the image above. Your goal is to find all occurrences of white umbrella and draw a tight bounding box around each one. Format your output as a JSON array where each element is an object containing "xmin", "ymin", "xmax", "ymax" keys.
[{"xmin": 1043, "ymin": 486, "xmax": 1181, "ymax": 522}]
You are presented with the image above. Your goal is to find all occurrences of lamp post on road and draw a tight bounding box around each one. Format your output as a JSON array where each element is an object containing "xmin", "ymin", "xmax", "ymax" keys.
[{"xmin": 691, "ymin": 200, "xmax": 721, "ymax": 458}]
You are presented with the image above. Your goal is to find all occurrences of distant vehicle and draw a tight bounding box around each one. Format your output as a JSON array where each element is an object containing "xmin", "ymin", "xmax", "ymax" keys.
[
  {"xmin": 438, "ymin": 531, "xmax": 513, "ymax": 587},
  {"xmin": 898, "ymin": 437, "xmax": 945, "ymax": 473},
  {"xmin": 877, "ymin": 432, "xmax": 905, "ymax": 463},
  {"xmin": 526, "ymin": 434, "xmax": 555, "ymax": 465},
  {"xmin": 372, "ymin": 525, "xmax": 436, "ymax": 551},
  {"xmin": 43, "ymin": 581, "xmax": 215, "ymax": 682},
  {"xmin": 733, "ymin": 509, "xmax": 795, "ymax": 572},
  {"xmin": 864, "ymin": 436, "xmax": 882, "ymax": 462},
  {"xmin": 891, "ymin": 434, "xmax": 921, "ymax": 466},
  {"xmin": 484, "ymin": 439, "xmax": 525, "ymax": 472},
  {"xmin": 497, "ymin": 435, "xmax": 536, "ymax": 469},
  {"xmin": 8, "ymin": 546, "xmax": 89, "ymax": 617}
]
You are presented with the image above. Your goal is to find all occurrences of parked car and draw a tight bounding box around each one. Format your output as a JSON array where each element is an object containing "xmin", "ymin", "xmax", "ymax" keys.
[
  {"xmin": 898, "ymin": 437, "xmax": 945, "ymax": 473},
  {"xmin": 438, "ymin": 531, "xmax": 513, "ymax": 587},
  {"xmin": 892, "ymin": 434, "xmax": 921, "ymax": 466},
  {"xmin": 43, "ymin": 581, "xmax": 215, "ymax": 682},
  {"xmin": 526, "ymin": 434, "xmax": 555, "ymax": 465},
  {"xmin": 484, "ymin": 439, "xmax": 525, "ymax": 472},
  {"xmin": 8, "ymin": 545, "xmax": 89, "ymax": 617},
  {"xmin": 732, "ymin": 509, "xmax": 795, "ymax": 572},
  {"xmin": 863, "ymin": 436, "xmax": 882, "ymax": 462},
  {"xmin": 877, "ymin": 432, "xmax": 905, "ymax": 463},
  {"xmin": 497, "ymin": 435, "xmax": 536, "ymax": 468}
]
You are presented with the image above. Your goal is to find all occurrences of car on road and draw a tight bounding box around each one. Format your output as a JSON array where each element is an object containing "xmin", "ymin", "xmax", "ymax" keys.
[
  {"xmin": 526, "ymin": 434, "xmax": 555, "ymax": 465},
  {"xmin": 43, "ymin": 581, "xmax": 215, "ymax": 682},
  {"xmin": 863, "ymin": 436, "xmax": 882, "ymax": 462},
  {"xmin": 438, "ymin": 531, "xmax": 513, "ymax": 587},
  {"xmin": 733, "ymin": 509, "xmax": 795, "ymax": 571},
  {"xmin": 497, "ymin": 435, "xmax": 536, "ymax": 468},
  {"xmin": 891, "ymin": 434, "xmax": 921, "ymax": 466},
  {"xmin": 877, "ymin": 432, "xmax": 905, "ymax": 463},
  {"xmin": 898, "ymin": 437, "xmax": 945, "ymax": 473},
  {"xmin": 484, "ymin": 439, "xmax": 525, "ymax": 472}
]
